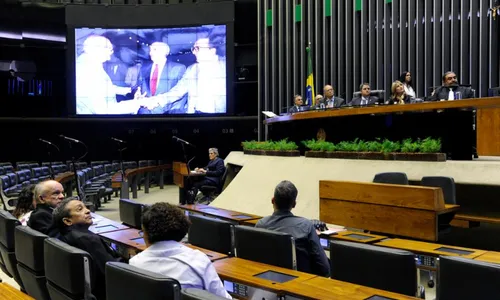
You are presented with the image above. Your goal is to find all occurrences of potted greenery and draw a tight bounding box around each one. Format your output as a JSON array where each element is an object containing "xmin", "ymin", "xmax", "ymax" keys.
[
  {"xmin": 242, "ymin": 139, "xmax": 300, "ymax": 157},
  {"xmin": 394, "ymin": 138, "xmax": 445, "ymax": 161},
  {"xmin": 302, "ymin": 139, "xmax": 335, "ymax": 158}
]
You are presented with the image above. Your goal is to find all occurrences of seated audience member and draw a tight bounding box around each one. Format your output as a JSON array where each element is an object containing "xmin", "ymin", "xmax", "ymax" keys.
[
  {"xmin": 255, "ymin": 180, "xmax": 331, "ymax": 277},
  {"xmin": 129, "ymin": 203, "xmax": 231, "ymax": 299},
  {"xmin": 28, "ymin": 180, "xmax": 64, "ymax": 236},
  {"xmin": 53, "ymin": 199, "xmax": 124, "ymax": 300},
  {"xmin": 288, "ymin": 95, "xmax": 304, "ymax": 113},
  {"xmin": 350, "ymin": 83, "xmax": 378, "ymax": 106},
  {"xmin": 399, "ymin": 71, "xmax": 416, "ymax": 98},
  {"xmin": 428, "ymin": 71, "xmax": 475, "ymax": 101},
  {"xmin": 13, "ymin": 184, "xmax": 36, "ymax": 226},
  {"xmin": 315, "ymin": 94, "xmax": 325, "ymax": 109},
  {"xmin": 386, "ymin": 80, "xmax": 411, "ymax": 105},
  {"xmin": 323, "ymin": 85, "xmax": 345, "ymax": 108},
  {"xmin": 189, "ymin": 148, "xmax": 225, "ymax": 203}
]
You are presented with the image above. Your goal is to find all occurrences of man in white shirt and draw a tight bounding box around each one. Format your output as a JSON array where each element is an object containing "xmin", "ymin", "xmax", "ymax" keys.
[
  {"xmin": 138, "ymin": 31, "xmax": 227, "ymax": 114},
  {"xmin": 76, "ymin": 35, "xmax": 141, "ymax": 115},
  {"xmin": 129, "ymin": 203, "xmax": 231, "ymax": 299}
]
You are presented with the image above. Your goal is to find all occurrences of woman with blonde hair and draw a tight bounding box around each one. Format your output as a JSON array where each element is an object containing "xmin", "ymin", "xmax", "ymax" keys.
[{"xmin": 387, "ymin": 80, "xmax": 411, "ymax": 105}]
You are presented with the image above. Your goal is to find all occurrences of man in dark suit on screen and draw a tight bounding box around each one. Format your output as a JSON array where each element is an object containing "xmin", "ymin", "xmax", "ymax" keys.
[
  {"xmin": 138, "ymin": 41, "xmax": 186, "ymax": 114},
  {"xmin": 188, "ymin": 148, "xmax": 225, "ymax": 204},
  {"xmin": 350, "ymin": 83, "xmax": 379, "ymax": 106},
  {"xmin": 427, "ymin": 71, "xmax": 475, "ymax": 101}
]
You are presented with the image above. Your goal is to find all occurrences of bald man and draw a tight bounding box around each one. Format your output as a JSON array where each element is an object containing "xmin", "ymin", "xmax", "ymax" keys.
[
  {"xmin": 27, "ymin": 180, "xmax": 65, "ymax": 237},
  {"xmin": 323, "ymin": 85, "xmax": 345, "ymax": 108},
  {"xmin": 76, "ymin": 35, "xmax": 140, "ymax": 115},
  {"xmin": 138, "ymin": 41, "xmax": 187, "ymax": 114}
]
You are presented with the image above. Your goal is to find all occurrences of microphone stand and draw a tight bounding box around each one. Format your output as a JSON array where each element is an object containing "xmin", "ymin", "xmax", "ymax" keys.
[
  {"xmin": 39, "ymin": 140, "xmax": 60, "ymax": 180},
  {"xmin": 62, "ymin": 138, "xmax": 88, "ymax": 202}
]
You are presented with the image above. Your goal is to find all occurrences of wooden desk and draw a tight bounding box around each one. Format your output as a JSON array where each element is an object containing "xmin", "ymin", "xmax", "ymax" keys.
[
  {"xmin": 88, "ymin": 214, "xmax": 129, "ymax": 234},
  {"xmin": 319, "ymin": 180, "xmax": 460, "ymax": 241},
  {"xmin": 331, "ymin": 231, "xmax": 387, "ymax": 244},
  {"xmin": 213, "ymin": 257, "xmax": 315, "ymax": 297},
  {"xmin": 112, "ymin": 164, "xmax": 170, "ymax": 199},
  {"xmin": 173, "ymin": 161, "xmax": 206, "ymax": 204},
  {"xmin": 180, "ymin": 204, "xmax": 262, "ymax": 224},
  {"xmin": 474, "ymin": 251, "xmax": 500, "ymax": 264},
  {"xmin": 282, "ymin": 276, "xmax": 418, "ymax": 300},
  {"xmin": 241, "ymin": 218, "xmax": 260, "ymax": 226},
  {"xmin": 99, "ymin": 228, "xmax": 227, "ymax": 261},
  {"xmin": 55, "ymin": 172, "xmax": 75, "ymax": 197},
  {"xmin": 0, "ymin": 283, "xmax": 34, "ymax": 300},
  {"xmin": 375, "ymin": 238, "xmax": 486, "ymax": 260}
]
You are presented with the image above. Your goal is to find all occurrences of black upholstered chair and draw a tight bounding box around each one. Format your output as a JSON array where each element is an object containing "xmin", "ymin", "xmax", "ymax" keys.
[
  {"xmin": 0, "ymin": 175, "xmax": 17, "ymax": 211},
  {"xmin": 373, "ymin": 172, "xmax": 409, "ymax": 185},
  {"xmin": 119, "ymin": 198, "xmax": 147, "ymax": 229},
  {"xmin": 234, "ymin": 225, "xmax": 296, "ymax": 270},
  {"xmin": 106, "ymin": 262, "xmax": 181, "ymax": 300},
  {"xmin": 330, "ymin": 241, "xmax": 421, "ymax": 297},
  {"xmin": 188, "ymin": 214, "xmax": 234, "ymax": 255},
  {"xmin": 15, "ymin": 226, "xmax": 50, "ymax": 300},
  {"xmin": 0, "ymin": 210, "xmax": 24, "ymax": 288},
  {"xmin": 44, "ymin": 238, "xmax": 96, "ymax": 300},
  {"xmin": 421, "ymin": 176, "xmax": 456, "ymax": 205},
  {"xmin": 438, "ymin": 255, "xmax": 500, "ymax": 300},
  {"xmin": 181, "ymin": 288, "xmax": 228, "ymax": 300},
  {"xmin": 199, "ymin": 168, "xmax": 228, "ymax": 204}
]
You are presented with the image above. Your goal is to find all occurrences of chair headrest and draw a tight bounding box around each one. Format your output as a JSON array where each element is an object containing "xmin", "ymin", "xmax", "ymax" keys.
[
  {"xmin": 0, "ymin": 175, "xmax": 10, "ymax": 189},
  {"xmin": 181, "ymin": 288, "xmax": 228, "ymax": 300},
  {"xmin": 188, "ymin": 215, "xmax": 233, "ymax": 255},
  {"xmin": 0, "ymin": 210, "xmax": 20, "ymax": 248},
  {"xmin": 15, "ymin": 226, "xmax": 48, "ymax": 272},
  {"xmin": 105, "ymin": 262, "xmax": 181, "ymax": 300},
  {"xmin": 119, "ymin": 199, "xmax": 146, "ymax": 229},
  {"xmin": 44, "ymin": 238, "xmax": 93, "ymax": 295}
]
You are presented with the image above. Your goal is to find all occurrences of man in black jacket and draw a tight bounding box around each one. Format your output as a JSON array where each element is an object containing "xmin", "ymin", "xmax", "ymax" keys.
[
  {"xmin": 427, "ymin": 71, "xmax": 475, "ymax": 101},
  {"xmin": 189, "ymin": 148, "xmax": 225, "ymax": 202},
  {"xmin": 350, "ymin": 83, "xmax": 379, "ymax": 106},
  {"xmin": 53, "ymin": 198, "xmax": 123, "ymax": 300},
  {"xmin": 28, "ymin": 180, "xmax": 64, "ymax": 237}
]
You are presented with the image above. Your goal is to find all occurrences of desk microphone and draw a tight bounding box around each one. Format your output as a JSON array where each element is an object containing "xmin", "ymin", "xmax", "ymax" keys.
[
  {"xmin": 39, "ymin": 138, "xmax": 55, "ymax": 146},
  {"xmin": 111, "ymin": 137, "xmax": 126, "ymax": 144},
  {"xmin": 59, "ymin": 135, "xmax": 82, "ymax": 144},
  {"xmin": 172, "ymin": 136, "xmax": 195, "ymax": 147}
]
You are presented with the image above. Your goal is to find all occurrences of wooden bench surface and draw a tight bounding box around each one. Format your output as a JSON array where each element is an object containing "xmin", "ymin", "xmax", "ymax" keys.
[
  {"xmin": 180, "ymin": 204, "xmax": 262, "ymax": 224},
  {"xmin": 319, "ymin": 180, "xmax": 459, "ymax": 241},
  {"xmin": 282, "ymin": 276, "xmax": 418, "ymax": 300},
  {"xmin": 331, "ymin": 231, "xmax": 387, "ymax": 244},
  {"xmin": 375, "ymin": 238, "xmax": 486, "ymax": 259},
  {"xmin": 112, "ymin": 164, "xmax": 170, "ymax": 188},
  {"xmin": 55, "ymin": 172, "xmax": 74, "ymax": 184},
  {"xmin": 454, "ymin": 214, "xmax": 500, "ymax": 224},
  {"xmin": 99, "ymin": 228, "xmax": 227, "ymax": 261},
  {"xmin": 0, "ymin": 283, "xmax": 34, "ymax": 300},
  {"xmin": 474, "ymin": 251, "xmax": 500, "ymax": 264}
]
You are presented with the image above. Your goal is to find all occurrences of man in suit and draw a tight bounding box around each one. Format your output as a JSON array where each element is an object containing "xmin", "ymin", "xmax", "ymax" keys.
[
  {"xmin": 427, "ymin": 71, "xmax": 475, "ymax": 101},
  {"xmin": 323, "ymin": 85, "xmax": 345, "ymax": 108},
  {"xmin": 138, "ymin": 42, "xmax": 187, "ymax": 114},
  {"xmin": 53, "ymin": 199, "xmax": 124, "ymax": 300},
  {"xmin": 288, "ymin": 95, "xmax": 303, "ymax": 113},
  {"xmin": 27, "ymin": 180, "xmax": 64, "ymax": 237},
  {"xmin": 188, "ymin": 148, "xmax": 226, "ymax": 204},
  {"xmin": 350, "ymin": 83, "xmax": 379, "ymax": 106}
]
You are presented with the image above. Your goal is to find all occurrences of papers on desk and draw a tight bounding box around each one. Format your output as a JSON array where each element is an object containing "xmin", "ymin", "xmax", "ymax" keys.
[
  {"xmin": 262, "ymin": 111, "xmax": 278, "ymax": 118},
  {"xmin": 190, "ymin": 171, "xmax": 201, "ymax": 174},
  {"xmin": 319, "ymin": 227, "xmax": 346, "ymax": 236}
]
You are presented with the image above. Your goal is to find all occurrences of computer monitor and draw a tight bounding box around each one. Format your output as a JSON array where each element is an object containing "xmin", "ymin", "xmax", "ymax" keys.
[{"xmin": 119, "ymin": 198, "xmax": 146, "ymax": 229}]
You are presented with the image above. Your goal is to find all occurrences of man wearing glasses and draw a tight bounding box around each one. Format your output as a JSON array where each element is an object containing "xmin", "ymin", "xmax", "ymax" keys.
[
  {"xmin": 138, "ymin": 28, "xmax": 227, "ymax": 114},
  {"xmin": 428, "ymin": 71, "xmax": 475, "ymax": 101},
  {"xmin": 27, "ymin": 180, "xmax": 65, "ymax": 237}
]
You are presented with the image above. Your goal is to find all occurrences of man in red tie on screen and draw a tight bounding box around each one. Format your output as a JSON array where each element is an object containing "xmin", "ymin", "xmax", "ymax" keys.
[{"xmin": 138, "ymin": 41, "xmax": 186, "ymax": 114}]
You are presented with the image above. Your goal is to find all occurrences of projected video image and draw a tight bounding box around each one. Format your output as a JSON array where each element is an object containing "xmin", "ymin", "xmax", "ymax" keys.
[{"xmin": 74, "ymin": 25, "xmax": 227, "ymax": 115}]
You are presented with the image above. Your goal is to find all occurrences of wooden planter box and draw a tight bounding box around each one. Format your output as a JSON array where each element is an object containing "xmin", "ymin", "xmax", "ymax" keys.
[
  {"xmin": 244, "ymin": 149, "xmax": 300, "ymax": 157},
  {"xmin": 305, "ymin": 151, "xmax": 446, "ymax": 162}
]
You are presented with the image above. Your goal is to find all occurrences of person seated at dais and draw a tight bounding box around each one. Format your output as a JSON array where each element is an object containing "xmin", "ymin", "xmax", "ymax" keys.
[
  {"xmin": 386, "ymin": 80, "xmax": 411, "ymax": 105},
  {"xmin": 427, "ymin": 71, "xmax": 475, "ymax": 101}
]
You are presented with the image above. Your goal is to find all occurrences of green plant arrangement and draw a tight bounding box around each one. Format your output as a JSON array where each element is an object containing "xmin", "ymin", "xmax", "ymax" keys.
[
  {"xmin": 242, "ymin": 139, "xmax": 299, "ymax": 157},
  {"xmin": 419, "ymin": 137, "xmax": 441, "ymax": 153},
  {"xmin": 302, "ymin": 139, "xmax": 335, "ymax": 151}
]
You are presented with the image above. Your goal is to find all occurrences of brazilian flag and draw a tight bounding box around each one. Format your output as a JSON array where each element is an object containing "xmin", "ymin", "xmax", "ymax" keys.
[{"xmin": 305, "ymin": 46, "xmax": 315, "ymax": 106}]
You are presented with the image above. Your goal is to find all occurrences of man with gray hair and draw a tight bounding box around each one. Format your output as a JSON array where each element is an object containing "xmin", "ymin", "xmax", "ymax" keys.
[
  {"xmin": 255, "ymin": 180, "xmax": 330, "ymax": 277},
  {"xmin": 27, "ymin": 180, "xmax": 65, "ymax": 237},
  {"xmin": 187, "ymin": 148, "xmax": 225, "ymax": 204}
]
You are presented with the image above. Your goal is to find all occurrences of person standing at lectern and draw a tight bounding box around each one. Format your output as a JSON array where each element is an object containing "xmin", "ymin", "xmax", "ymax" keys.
[
  {"xmin": 427, "ymin": 71, "xmax": 475, "ymax": 101},
  {"xmin": 188, "ymin": 148, "xmax": 225, "ymax": 202},
  {"xmin": 256, "ymin": 180, "xmax": 331, "ymax": 277}
]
